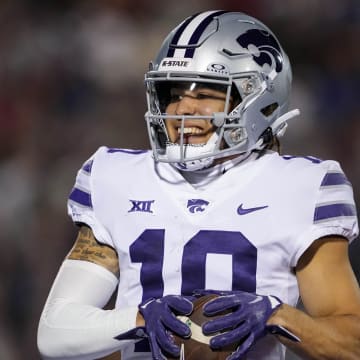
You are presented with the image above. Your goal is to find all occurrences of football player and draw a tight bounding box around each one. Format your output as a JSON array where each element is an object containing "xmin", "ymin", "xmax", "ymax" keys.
[{"xmin": 37, "ymin": 10, "xmax": 360, "ymax": 360}]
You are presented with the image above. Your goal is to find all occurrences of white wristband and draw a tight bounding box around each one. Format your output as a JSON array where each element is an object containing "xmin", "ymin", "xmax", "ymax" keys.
[{"xmin": 38, "ymin": 259, "xmax": 139, "ymax": 359}]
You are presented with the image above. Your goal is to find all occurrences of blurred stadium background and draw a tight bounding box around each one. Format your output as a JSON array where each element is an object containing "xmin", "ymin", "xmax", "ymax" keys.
[{"xmin": 0, "ymin": 0, "xmax": 358, "ymax": 358}]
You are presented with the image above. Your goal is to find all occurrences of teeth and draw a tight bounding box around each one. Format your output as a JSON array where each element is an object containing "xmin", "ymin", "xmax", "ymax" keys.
[{"xmin": 178, "ymin": 127, "xmax": 203, "ymax": 135}]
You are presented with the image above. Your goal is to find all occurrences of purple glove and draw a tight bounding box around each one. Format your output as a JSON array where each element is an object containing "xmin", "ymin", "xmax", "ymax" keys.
[
  {"xmin": 193, "ymin": 289, "xmax": 282, "ymax": 360},
  {"xmin": 138, "ymin": 295, "xmax": 193, "ymax": 359}
]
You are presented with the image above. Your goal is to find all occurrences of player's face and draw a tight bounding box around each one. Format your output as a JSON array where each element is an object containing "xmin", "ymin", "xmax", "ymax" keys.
[{"xmin": 164, "ymin": 82, "xmax": 228, "ymax": 145}]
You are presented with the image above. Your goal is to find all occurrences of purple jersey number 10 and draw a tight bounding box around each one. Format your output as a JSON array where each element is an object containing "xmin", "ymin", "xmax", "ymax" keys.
[{"xmin": 130, "ymin": 229, "xmax": 257, "ymax": 300}]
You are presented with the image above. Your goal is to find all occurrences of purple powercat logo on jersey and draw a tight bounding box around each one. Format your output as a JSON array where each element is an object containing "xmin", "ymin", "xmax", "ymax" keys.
[{"xmin": 187, "ymin": 199, "xmax": 209, "ymax": 213}]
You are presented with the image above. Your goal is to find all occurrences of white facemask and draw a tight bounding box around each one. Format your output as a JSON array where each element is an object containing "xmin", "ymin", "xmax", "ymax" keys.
[{"xmin": 166, "ymin": 132, "xmax": 219, "ymax": 171}]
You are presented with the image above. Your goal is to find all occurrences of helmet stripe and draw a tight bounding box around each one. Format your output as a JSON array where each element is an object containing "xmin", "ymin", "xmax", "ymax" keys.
[
  {"xmin": 167, "ymin": 12, "xmax": 199, "ymax": 57},
  {"xmin": 184, "ymin": 10, "xmax": 229, "ymax": 58},
  {"xmin": 168, "ymin": 10, "xmax": 229, "ymax": 58}
]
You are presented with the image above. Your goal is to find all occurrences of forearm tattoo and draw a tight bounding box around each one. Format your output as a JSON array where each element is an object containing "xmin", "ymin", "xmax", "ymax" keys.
[{"xmin": 67, "ymin": 226, "xmax": 119, "ymax": 277}]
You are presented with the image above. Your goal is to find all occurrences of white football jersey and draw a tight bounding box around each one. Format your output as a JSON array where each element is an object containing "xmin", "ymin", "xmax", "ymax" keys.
[{"xmin": 67, "ymin": 146, "xmax": 358, "ymax": 360}]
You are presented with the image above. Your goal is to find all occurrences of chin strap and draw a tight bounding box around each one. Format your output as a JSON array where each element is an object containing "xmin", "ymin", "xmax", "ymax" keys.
[
  {"xmin": 253, "ymin": 108, "xmax": 300, "ymax": 150},
  {"xmin": 271, "ymin": 108, "xmax": 300, "ymax": 137}
]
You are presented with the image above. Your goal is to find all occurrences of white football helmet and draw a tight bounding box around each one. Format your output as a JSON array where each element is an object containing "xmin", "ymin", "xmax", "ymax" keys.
[{"xmin": 145, "ymin": 10, "xmax": 299, "ymax": 170}]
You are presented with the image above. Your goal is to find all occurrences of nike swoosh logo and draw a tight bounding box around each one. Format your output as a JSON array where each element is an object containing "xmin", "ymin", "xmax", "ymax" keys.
[{"xmin": 237, "ymin": 203, "xmax": 268, "ymax": 215}]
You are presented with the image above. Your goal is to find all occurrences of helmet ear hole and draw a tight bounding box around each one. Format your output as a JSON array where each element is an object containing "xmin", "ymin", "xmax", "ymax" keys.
[{"xmin": 261, "ymin": 103, "xmax": 279, "ymax": 117}]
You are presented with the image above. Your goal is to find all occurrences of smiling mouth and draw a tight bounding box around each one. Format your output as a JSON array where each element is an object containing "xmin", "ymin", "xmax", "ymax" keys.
[
  {"xmin": 178, "ymin": 127, "xmax": 203, "ymax": 135},
  {"xmin": 175, "ymin": 127, "xmax": 209, "ymax": 144}
]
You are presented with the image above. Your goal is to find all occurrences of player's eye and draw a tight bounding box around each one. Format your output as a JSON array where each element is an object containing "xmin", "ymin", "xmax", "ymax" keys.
[
  {"xmin": 196, "ymin": 92, "xmax": 226, "ymax": 101},
  {"xmin": 196, "ymin": 92, "xmax": 212, "ymax": 100}
]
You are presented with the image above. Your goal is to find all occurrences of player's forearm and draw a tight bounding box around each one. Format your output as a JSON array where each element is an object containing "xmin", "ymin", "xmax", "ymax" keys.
[
  {"xmin": 268, "ymin": 303, "xmax": 360, "ymax": 360},
  {"xmin": 37, "ymin": 259, "xmax": 138, "ymax": 359},
  {"xmin": 38, "ymin": 301, "xmax": 138, "ymax": 359}
]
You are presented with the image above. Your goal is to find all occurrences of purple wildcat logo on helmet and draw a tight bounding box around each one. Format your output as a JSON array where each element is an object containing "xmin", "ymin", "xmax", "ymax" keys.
[{"xmin": 236, "ymin": 29, "xmax": 283, "ymax": 73}]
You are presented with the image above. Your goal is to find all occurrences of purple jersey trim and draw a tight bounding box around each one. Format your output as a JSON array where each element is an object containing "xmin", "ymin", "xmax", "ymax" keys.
[
  {"xmin": 69, "ymin": 187, "xmax": 92, "ymax": 208},
  {"xmin": 321, "ymin": 172, "xmax": 350, "ymax": 187},
  {"xmin": 314, "ymin": 203, "xmax": 356, "ymax": 222},
  {"xmin": 82, "ymin": 160, "xmax": 93, "ymax": 174},
  {"xmin": 107, "ymin": 148, "xmax": 148, "ymax": 154},
  {"xmin": 282, "ymin": 155, "xmax": 322, "ymax": 164}
]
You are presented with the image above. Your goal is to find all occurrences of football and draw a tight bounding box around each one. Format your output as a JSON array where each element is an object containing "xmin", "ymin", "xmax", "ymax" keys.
[{"xmin": 170, "ymin": 294, "xmax": 237, "ymax": 360}]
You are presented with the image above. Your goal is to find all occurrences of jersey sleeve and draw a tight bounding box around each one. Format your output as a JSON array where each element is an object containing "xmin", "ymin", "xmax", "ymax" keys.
[
  {"xmin": 67, "ymin": 147, "xmax": 113, "ymax": 247},
  {"xmin": 290, "ymin": 160, "xmax": 359, "ymax": 267}
]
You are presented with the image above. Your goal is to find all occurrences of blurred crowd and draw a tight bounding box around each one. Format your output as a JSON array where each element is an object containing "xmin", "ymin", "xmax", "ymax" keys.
[{"xmin": 0, "ymin": 0, "xmax": 358, "ymax": 358}]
